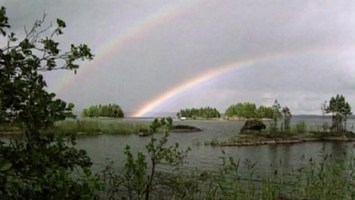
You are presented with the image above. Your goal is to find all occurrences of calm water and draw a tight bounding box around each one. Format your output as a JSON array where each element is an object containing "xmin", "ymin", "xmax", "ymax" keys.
[{"xmin": 75, "ymin": 116, "xmax": 355, "ymax": 174}]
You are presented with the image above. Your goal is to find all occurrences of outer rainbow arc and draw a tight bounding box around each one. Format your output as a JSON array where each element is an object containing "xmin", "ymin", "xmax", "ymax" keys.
[{"xmin": 53, "ymin": 0, "xmax": 204, "ymax": 94}]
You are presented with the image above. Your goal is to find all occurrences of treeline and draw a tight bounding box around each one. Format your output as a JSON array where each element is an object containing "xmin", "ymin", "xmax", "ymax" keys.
[
  {"xmin": 176, "ymin": 103, "xmax": 278, "ymax": 120},
  {"xmin": 82, "ymin": 104, "xmax": 124, "ymax": 118},
  {"xmin": 177, "ymin": 107, "xmax": 221, "ymax": 119},
  {"xmin": 225, "ymin": 102, "xmax": 275, "ymax": 119},
  {"xmin": 324, "ymin": 94, "xmax": 352, "ymax": 132}
]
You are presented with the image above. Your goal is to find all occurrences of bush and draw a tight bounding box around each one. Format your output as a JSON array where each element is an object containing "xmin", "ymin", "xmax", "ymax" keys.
[
  {"xmin": 101, "ymin": 118, "xmax": 190, "ymax": 200},
  {"xmin": 293, "ymin": 121, "xmax": 307, "ymax": 133},
  {"xmin": 0, "ymin": 135, "xmax": 102, "ymax": 199}
]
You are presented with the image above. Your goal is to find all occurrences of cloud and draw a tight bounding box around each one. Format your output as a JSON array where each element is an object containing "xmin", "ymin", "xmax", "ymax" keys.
[{"xmin": 2, "ymin": 0, "xmax": 355, "ymax": 115}]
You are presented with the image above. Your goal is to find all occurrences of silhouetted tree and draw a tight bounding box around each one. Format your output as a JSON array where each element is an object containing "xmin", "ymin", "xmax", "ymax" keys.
[{"xmin": 0, "ymin": 7, "xmax": 99, "ymax": 198}]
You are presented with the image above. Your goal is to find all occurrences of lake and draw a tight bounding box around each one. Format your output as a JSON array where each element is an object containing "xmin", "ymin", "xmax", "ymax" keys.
[{"xmin": 75, "ymin": 116, "xmax": 355, "ymax": 175}]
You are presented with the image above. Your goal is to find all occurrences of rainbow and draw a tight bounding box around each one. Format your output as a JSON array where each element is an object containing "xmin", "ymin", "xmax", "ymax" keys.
[
  {"xmin": 132, "ymin": 60, "xmax": 254, "ymax": 117},
  {"xmin": 132, "ymin": 46, "xmax": 355, "ymax": 117},
  {"xmin": 54, "ymin": 0, "xmax": 204, "ymax": 93},
  {"xmin": 49, "ymin": 1, "xmax": 355, "ymax": 117}
]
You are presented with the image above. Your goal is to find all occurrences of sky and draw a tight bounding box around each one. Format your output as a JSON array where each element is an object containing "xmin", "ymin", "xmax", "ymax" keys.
[{"xmin": 2, "ymin": 0, "xmax": 355, "ymax": 116}]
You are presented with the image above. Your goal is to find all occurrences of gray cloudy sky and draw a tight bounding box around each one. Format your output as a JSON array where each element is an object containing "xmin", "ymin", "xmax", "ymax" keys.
[{"xmin": 2, "ymin": 0, "xmax": 355, "ymax": 116}]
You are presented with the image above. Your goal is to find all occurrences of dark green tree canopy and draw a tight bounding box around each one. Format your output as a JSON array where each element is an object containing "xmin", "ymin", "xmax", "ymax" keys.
[
  {"xmin": 177, "ymin": 107, "xmax": 221, "ymax": 119},
  {"xmin": 225, "ymin": 102, "xmax": 274, "ymax": 119},
  {"xmin": 326, "ymin": 94, "xmax": 352, "ymax": 117},
  {"xmin": 281, "ymin": 106, "xmax": 292, "ymax": 132},
  {"xmin": 0, "ymin": 7, "xmax": 93, "ymax": 133},
  {"xmin": 326, "ymin": 94, "xmax": 352, "ymax": 132},
  {"xmin": 82, "ymin": 104, "xmax": 124, "ymax": 118},
  {"xmin": 0, "ymin": 7, "xmax": 99, "ymax": 199}
]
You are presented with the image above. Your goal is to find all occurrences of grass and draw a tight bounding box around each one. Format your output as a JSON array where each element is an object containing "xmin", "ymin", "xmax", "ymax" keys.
[
  {"xmin": 291, "ymin": 121, "xmax": 307, "ymax": 134},
  {"xmin": 52, "ymin": 119, "xmax": 149, "ymax": 135},
  {"xmin": 101, "ymin": 148, "xmax": 355, "ymax": 200},
  {"xmin": 199, "ymin": 153, "xmax": 354, "ymax": 199}
]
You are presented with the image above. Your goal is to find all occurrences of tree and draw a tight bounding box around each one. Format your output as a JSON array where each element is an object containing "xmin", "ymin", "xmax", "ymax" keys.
[
  {"xmin": 255, "ymin": 105, "xmax": 274, "ymax": 119},
  {"xmin": 0, "ymin": 9, "xmax": 92, "ymax": 132},
  {"xmin": 224, "ymin": 102, "xmax": 256, "ymax": 119},
  {"xmin": 101, "ymin": 118, "xmax": 190, "ymax": 200},
  {"xmin": 326, "ymin": 94, "xmax": 352, "ymax": 132},
  {"xmin": 320, "ymin": 101, "xmax": 329, "ymax": 132},
  {"xmin": 81, "ymin": 103, "xmax": 124, "ymax": 118},
  {"xmin": 281, "ymin": 107, "xmax": 292, "ymax": 132},
  {"xmin": 342, "ymin": 102, "xmax": 352, "ymax": 131},
  {"xmin": 0, "ymin": 7, "xmax": 100, "ymax": 198},
  {"xmin": 270, "ymin": 100, "xmax": 282, "ymax": 133},
  {"xmin": 225, "ymin": 102, "xmax": 277, "ymax": 119},
  {"xmin": 176, "ymin": 107, "xmax": 221, "ymax": 119}
]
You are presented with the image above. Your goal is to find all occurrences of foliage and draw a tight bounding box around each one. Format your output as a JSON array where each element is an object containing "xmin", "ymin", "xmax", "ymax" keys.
[
  {"xmin": 293, "ymin": 121, "xmax": 307, "ymax": 134},
  {"xmin": 102, "ymin": 137, "xmax": 355, "ymax": 200},
  {"xmin": 176, "ymin": 107, "xmax": 221, "ymax": 119},
  {"xmin": 281, "ymin": 107, "xmax": 292, "ymax": 132},
  {"xmin": 225, "ymin": 102, "xmax": 256, "ymax": 119},
  {"xmin": 326, "ymin": 94, "xmax": 352, "ymax": 132},
  {"xmin": 321, "ymin": 100, "xmax": 329, "ymax": 132},
  {"xmin": 63, "ymin": 103, "xmax": 77, "ymax": 119},
  {"xmin": 101, "ymin": 118, "xmax": 190, "ymax": 200},
  {"xmin": 0, "ymin": 8, "xmax": 92, "ymax": 132},
  {"xmin": 0, "ymin": 7, "xmax": 101, "ymax": 199},
  {"xmin": 0, "ymin": 136, "xmax": 102, "ymax": 199},
  {"xmin": 52, "ymin": 119, "xmax": 149, "ymax": 135},
  {"xmin": 225, "ymin": 102, "xmax": 274, "ymax": 119},
  {"xmin": 289, "ymin": 154, "xmax": 355, "ymax": 200},
  {"xmin": 269, "ymin": 100, "xmax": 282, "ymax": 133},
  {"xmin": 82, "ymin": 104, "xmax": 124, "ymax": 118},
  {"xmin": 255, "ymin": 105, "xmax": 274, "ymax": 119},
  {"xmin": 148, "ymin": 117, "xmax": 173, "ymax": 133},
  {"xmin": 199, "ymin": 152, "xmax": 355, "ymax": 200}
]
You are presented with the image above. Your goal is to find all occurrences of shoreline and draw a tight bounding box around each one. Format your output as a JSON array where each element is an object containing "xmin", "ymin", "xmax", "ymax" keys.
[{"xmin": 216, "ymin": 133, "xmax": 355, "ymax": 146}]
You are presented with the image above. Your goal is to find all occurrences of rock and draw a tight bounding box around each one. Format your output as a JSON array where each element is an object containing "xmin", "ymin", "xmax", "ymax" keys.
[
  {"xmin": 240, "ymin": 119, "xmax": 266, "ymax": 134},
  {"xmin": 170, "ymin": 125, "xmax": 202, "ymax": 133},
  {"xmin": 138, "ymin": 128, "xmax": 151, "ymax": 137}
]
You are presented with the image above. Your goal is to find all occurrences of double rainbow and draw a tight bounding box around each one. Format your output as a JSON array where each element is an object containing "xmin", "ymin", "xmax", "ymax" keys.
[{"xmin": 52, "ymin": 1, "xmax": 355, "ymax": 118}]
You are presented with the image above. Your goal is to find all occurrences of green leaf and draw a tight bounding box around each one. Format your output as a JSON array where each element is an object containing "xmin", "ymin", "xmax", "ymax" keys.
[
  {"xmin": 0, "ymin": 162, "xmax": 12, "ymax": 171},
  {"xmin": 56, "ymin": 18, "xmax": 66, "ymax": 28}
]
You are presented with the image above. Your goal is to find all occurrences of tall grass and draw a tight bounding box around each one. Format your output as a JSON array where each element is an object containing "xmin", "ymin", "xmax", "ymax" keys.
[
  {"xmin": 291, "ymin": 121, "xmax": 307, "ymax": 134},
  {"xmin": 170, "ymin": 153, "xmax": 355, "ymax": 199},
  {"xmin": 53, "ymin": 119, "xmax": 149, "ymax": 135},
  {"xmin": 235, "ymin": 154, "xmax": 352, "ymax": 199},
  {"xmin": 101, "ymin": 145, "xmax": 355, "ymax": 199}
]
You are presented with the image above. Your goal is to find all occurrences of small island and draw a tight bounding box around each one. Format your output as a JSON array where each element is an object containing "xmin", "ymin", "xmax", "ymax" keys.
[
  {"xmin": 211, "ymin": 96, "xmax": 355, "ymax": 146},
  {"xmin": 219, "ymin": 129, "xmax": 355, "ymax": 147},
  {"xmin": 177, "ymin": 107, "xmax": 221, "ymax": 120},
  {"xmin": 137, "ymin": 118, "xmax": 202, "ymax": 137}
]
